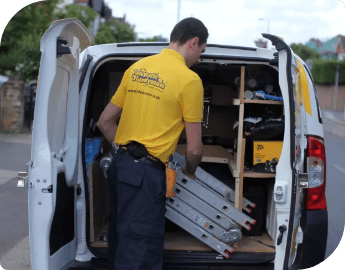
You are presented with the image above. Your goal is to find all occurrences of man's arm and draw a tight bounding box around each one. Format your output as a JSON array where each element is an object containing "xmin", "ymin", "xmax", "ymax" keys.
[
  {"xmin": 183, "ymin": 121, "xmax": 203, "ymax": 179},
  {"xmin": 97, "ymin": 102, "xmax": 122, "ymax": 144}
]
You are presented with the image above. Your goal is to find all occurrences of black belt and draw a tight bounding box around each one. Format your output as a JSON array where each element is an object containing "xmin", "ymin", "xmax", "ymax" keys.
[{"xmin": 116, "ymin": 147, "xmax": 166, "ymax": 171}]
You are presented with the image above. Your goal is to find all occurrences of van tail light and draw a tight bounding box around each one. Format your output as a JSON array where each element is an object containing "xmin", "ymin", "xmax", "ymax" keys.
[{"xmin": 305, "ymin": 136, "xmax": 327, "ymax": 210}]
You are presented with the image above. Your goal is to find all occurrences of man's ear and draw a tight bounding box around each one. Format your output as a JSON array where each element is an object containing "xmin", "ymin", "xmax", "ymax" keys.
[
  {"xmin": 188, "ymin": 37, "xmax": 200, "ymax": 49},
  {"xmin": 193, "ymin": 37, "xmax": 200, "ymax": 46}
]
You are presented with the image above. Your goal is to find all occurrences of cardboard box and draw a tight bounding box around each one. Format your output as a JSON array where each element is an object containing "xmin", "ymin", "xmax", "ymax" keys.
[{"xmin": 253, "ymin": 141, "xmax": 283, "ymax": 173}]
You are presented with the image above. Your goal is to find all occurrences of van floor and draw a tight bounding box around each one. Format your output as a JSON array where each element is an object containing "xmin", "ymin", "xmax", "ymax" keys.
[{"xmin": 90, "ymin": 223, "xmax": 275, "ymax": 253}]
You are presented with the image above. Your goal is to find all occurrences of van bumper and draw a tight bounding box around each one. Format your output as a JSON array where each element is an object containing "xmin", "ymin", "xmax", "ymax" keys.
[
  {"xmin": 70, "ymin": 260, "xmax": 274, "ymax": 270},
  {"xmin": 69, "ymin": 252, "xmax": 275, "ymax": 270},
  {"xmin": 298, "ymin": 209, "xmax": 328, "ymax": 269}
]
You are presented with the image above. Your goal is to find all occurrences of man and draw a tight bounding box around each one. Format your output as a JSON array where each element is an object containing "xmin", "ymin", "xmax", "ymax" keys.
[{"xmin": 97, "ymin": 17, "xmax": 208, "ymax": 270}]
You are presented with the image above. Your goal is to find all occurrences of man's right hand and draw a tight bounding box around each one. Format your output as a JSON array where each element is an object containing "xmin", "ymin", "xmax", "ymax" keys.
[{"xmin": 182, "ymin": 168, "xmax": 196, "ymax": 180}]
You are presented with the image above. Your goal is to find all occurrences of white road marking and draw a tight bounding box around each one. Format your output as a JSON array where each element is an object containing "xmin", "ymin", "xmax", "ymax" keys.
[{"xmin": 334, "ymin": 164, "xmax": 345, "ymax": 175}]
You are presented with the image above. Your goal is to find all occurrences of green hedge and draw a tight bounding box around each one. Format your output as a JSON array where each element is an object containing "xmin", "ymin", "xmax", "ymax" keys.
[{"xmin": 311, "ymin": 60, "xmax": 345, "ymax": 84}]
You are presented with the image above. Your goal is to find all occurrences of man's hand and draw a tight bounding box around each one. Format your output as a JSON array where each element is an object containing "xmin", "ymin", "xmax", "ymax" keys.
[{"xmin": 182, "ymin": 167, "xmax": 196, "ymax": 180}]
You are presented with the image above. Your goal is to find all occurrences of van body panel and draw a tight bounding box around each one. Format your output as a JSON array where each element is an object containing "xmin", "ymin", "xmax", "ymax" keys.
[
  {"xmin": 293, "ymin": 55, "xmax": 324, "ymax": 138},
  {"xmin": 272, "ymin": 48, "xmax": 294, "ymax": 270},
  {"xmin": 28, "ymin": 19, "xmax": 93, "ymax": 270}
]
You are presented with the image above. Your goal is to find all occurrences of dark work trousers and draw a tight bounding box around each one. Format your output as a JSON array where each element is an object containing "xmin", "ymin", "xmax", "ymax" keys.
[{"xmin": 107, "ymin": 151, "xmax": 167, "ymax": 270}]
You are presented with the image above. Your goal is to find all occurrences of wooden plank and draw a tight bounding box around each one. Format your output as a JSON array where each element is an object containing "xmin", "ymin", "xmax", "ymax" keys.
[
  {"xmin": 235, "ymin": 138, "xmax": 246, "ymax": 211},
  {"xmin": 243, "ymin": 171, "xmax": 276, "ymax": 178},
  {"xmin": 244, "ymin": 99, "xmax": 283, "ymax": 105},
  {"xmin": 90, "ymin": 242, "xmax": 108, "ymax": 248},
  {"xmin": 91, "ymin": 226, "xmax": 276, "ymax": 253},
  {"xmin": 232, "ymin": 99, "xmax": 240, "ymax": 105},
  {"xmin": 228, "ymin": 153, "xmax": 238, "ymax": 178},
  {"xmin": 233, "ymin": 99, "xmax": 283, "ymax": 105},
  {"xmin": 236, "ymin": 104, "xmax": 244, "ymax": 173},
  {"xmin": 240, "ymin": 66, "xmax": 245, "ymax": 103},
  {"xmin": 175, "ymin": 145, "xmax": 230, "ymax": 164},
  {"xmin": 164, "ymin": 230, "xmax": 275, "ymax": 253}
]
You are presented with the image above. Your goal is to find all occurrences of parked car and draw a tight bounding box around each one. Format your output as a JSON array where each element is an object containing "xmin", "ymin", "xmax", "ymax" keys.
[{"xmin": 20, "ymin": 18, "xmax": 328, "ymax": 270}]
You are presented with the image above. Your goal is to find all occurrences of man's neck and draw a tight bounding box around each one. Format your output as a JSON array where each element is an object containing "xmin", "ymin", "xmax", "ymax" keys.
[{"xmin": 167, "ymin": 42, "xmax": 189, "ymax": 64}]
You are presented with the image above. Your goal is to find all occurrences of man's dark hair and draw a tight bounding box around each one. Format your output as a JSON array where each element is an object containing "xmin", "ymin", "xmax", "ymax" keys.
[{"xmin": 170, "ymin": 17, "xmax": 209, "ymax": 45}]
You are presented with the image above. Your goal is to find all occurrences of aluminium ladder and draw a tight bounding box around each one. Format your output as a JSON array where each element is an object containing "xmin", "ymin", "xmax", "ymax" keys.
[{"xmin": 165, "ymin": 152, "xmax": 256, "ymax": 258}]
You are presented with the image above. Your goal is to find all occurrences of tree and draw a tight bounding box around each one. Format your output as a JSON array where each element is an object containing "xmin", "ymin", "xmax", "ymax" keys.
[
  {"xmin": 290, "ymin": 43, "xmax": 320, "ymax": 61},
  {"xmin": 0, "ymin": 0, "xmax": 60, "ymax": 81},
  {"xmin": 54, "ymin": 4, "xmax": 98, "ymax": 29},
  {"xmin": 94, "ymin": 23, "xmax": 117, "ymax": 44},
  {"xmin": 139, "ymin": 35, "xmax": 168, "ymax": 42},
  {"xmin": 94, "ymin": 19, "xmax": 135, "ymax": 45}
]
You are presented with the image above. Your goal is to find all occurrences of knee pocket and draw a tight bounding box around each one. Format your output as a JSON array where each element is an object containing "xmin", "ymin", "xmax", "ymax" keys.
[{"xmin": 127, "ymin": 222, "xmax": 165, "ymax": 264}]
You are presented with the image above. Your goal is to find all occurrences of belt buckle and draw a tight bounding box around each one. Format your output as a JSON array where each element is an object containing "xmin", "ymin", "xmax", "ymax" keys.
[{"xmin": 111, "ymin": 142, "xmax": 119, "ymax": 155}]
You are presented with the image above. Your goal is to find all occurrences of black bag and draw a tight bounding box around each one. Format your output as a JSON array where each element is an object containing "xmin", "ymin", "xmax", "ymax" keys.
[
  {"xmin": 126, "ymin": 141, "xmax": 149, "ymax": 158},
  {"xmin": 246, "ymin": 115, "xmax": 284, "ymax": 141}
]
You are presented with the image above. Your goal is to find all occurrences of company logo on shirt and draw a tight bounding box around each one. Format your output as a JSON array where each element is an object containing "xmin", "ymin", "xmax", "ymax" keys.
[{"xmin": 131, "ymin": 69, "xmax": 166, "ymax": 90}]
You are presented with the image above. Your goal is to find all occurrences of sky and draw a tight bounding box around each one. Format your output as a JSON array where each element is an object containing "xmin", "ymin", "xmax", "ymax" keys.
[{"xmin": 0, "ymin": 0, "xmax": 345, "ymax": 49}]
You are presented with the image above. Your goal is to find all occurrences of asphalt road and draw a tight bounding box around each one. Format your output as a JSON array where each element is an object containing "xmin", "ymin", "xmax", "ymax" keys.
[
  {"xmin": 324, "ymin": 129, "xmax": 345, "ymax": 258},
  {"xmin": 0, "ymin": 112, "xmax": 344, "ymax": 269},
  {"xmin": 0, "ymin": 134, "xmax": 31, "ymax": 270}
]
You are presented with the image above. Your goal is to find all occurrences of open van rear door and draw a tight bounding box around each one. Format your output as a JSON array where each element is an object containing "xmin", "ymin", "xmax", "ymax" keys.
[
  {"xmin": 27, "ymin": 19, "xmax": 93, "ymax": 270},
  {"xmin": 262, "ymin": 34, "xmax": 305, "ymax": 270}
]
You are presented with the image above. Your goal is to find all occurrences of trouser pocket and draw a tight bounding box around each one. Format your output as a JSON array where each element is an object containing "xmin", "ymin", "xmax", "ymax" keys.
[{"xmin": 127, "ymin": 221, "xmax": 165, "ymax": 264}]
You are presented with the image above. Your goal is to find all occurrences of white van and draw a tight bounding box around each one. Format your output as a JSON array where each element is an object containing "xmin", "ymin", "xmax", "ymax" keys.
[{"xmin": 21, "ymin": 18, "xmax": 328, "ymax": 270}]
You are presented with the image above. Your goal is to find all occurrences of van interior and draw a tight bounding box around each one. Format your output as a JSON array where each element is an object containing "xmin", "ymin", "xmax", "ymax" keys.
[{"xmin": 83, "ymin": 58, "xmax": 284, "ymax": 261}]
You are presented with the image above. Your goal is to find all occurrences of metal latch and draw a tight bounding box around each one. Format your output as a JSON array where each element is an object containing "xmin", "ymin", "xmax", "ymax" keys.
[
  {"xmin": 57, "ymin": 39, "xmax": 71, "ymax": 58},
  {"xmin": 17, "ymin": 172, "xmax": 28, "ymax": 189},
  {"xmin": 298, "ymin": 171, "xmax": 309, "ymax": 188},
  {"xmin": 273, "ymin": 187, "xmax": 284, "ymax": 200},
  {"xmin": 42, "ymin": 185, "xmax": 53, "ymax": 193},
  {"xmin": 17, "ymin": 161, "xmax": 32, "ymax": 189}
]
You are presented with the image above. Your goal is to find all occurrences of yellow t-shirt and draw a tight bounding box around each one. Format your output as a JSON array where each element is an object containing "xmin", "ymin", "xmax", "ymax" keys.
[{"xmin": 111, "ymin": 49, "xmax": 203, "ymax": 163}]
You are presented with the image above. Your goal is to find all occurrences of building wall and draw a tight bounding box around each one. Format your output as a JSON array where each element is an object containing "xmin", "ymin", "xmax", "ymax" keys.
[
  {"xmin": 0, "ymin": 76, "xmax": 25, "ymax": 133},
  {"xmin": 316, "ymin": 84, "xmax": 345, "ymax": 111}
]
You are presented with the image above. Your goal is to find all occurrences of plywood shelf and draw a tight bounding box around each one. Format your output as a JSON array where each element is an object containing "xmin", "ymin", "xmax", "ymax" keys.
[
  {"xmin": 176, "ymin": 144, "xmax": 230, "ymax": 164},
  {"xmin": 233, "ymin": 99, "xmax": 283, "ymax": 105},
  {"xmin": 243, "ymin": 170, "xmax": 276, "ymax": 178},
  {"xmin": 176, "ymin": 145, "xmax": 276, "ymax": 180},
  {"xmin": 227, "ymin": 151, "xmax": 276, "ymax": 179},
  {"xmin": 164, "ymin": 229, "xmax": 275, "ymax": 253},
  {"xmin": 91, "ymin": 226, "xmax": 275, "ymax": 253}
]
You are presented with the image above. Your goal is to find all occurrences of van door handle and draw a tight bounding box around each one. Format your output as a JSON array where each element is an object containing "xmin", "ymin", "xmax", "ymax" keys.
[{"xmin": 277, "ymin": 225, "xmax": 287, "ymax": 246}]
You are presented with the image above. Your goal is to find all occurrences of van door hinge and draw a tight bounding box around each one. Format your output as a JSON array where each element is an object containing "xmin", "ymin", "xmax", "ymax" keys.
[
  {"xmin": 57, "ymin": 39, "xmax": 71, "ymax": 58},
  {"xmin": 42, "ymin": 185, "xmax": 53, "ymax": 193}
]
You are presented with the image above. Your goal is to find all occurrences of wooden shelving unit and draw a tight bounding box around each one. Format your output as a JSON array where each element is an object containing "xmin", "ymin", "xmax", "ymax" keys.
[
  {"xmin": 231, "ymin": 66, "xmax": 284, "ymax": 210},
  {"xmin": 177, "ymin": 66, "xmax": 283, "ymax": 212}
]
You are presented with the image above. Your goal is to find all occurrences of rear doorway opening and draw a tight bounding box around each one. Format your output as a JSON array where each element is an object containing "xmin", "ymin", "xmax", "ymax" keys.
[{"xmin": 82, "ymin": 56, "xmax": 284, "ymax": 265}]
